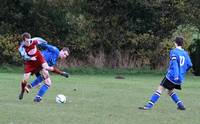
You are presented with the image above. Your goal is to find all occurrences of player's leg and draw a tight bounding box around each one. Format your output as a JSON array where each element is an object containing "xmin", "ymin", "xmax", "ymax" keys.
[
  {"xmin": 19, "ymin": 72, "xmax": 31, "ymax": 100},
  {"xmin": 34, "ymin": 69, "xmax": 51, "ymax": 102},
  {"xmin": 25, "ymin": 72, "xmax": 44, "ymax": 93},
  {"xmin": 28, "ymin": 72, "xmax": 44, "ymax": 89},
  {"xmin": 139, "ymin": 85, "xmax": 165, "ymax": 110},
  {"xmin": 168, "ymin": 90, "xmax": 185, "ymax": 110}
]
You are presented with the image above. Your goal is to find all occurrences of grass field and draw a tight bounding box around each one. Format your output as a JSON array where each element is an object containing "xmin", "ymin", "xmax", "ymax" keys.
[{"xmin": 0, "ymin": 72, "xmax": 200, "ymax": 124}]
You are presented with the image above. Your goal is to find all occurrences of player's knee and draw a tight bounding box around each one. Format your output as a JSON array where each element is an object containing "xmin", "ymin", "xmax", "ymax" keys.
[
  {"xmin": 41, "ymin": 70, "xmax": 49, "ymax": 80},
  {"xmin": 44, "ymin": 82, "xmax": 51, "ymax": 87},
  {"xmin": 42, "ymin": 74, "xmax": 49, "ymax": 80},
  {"xmin": 157, "ymin": 85, "xmax": 164, "ymax": 93},
  {"xmin": 167, "ymin": 90, "xmax": 174, "ymax": 96},
  {"xmin": 44, "ymin": 78, "xmax": 52, "ymax": 87},
  {"xmin": 156, "ymin": 90, "xmax": 162, "ymax": 95}
]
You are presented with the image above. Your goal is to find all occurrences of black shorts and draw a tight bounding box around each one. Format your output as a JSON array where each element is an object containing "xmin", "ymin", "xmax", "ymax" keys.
[{"xmin": 160, "ymin": 77, "xmax": 181, "ymax": 90}]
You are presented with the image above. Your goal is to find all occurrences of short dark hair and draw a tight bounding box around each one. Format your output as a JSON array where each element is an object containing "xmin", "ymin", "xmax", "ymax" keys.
[
  {"xmin": 62, "ymin": 47, "xmax": 70, "ymax": 54},
  {"xmin": 175, "ymin": 36, "xmax": 184, "ymax": 46},
  {"xmin": 22, "ymin": 32, "xmax": 31, "ymax": 41}
]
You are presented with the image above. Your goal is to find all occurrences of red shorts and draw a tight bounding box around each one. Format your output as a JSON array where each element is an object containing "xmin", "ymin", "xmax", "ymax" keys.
[{"xmin": 24, "ymin": 52, "xmax": 46, "ymax": 74}]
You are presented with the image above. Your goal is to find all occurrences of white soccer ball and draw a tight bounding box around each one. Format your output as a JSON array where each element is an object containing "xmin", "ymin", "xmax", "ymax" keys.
[{"xmin": 56, "ymin": 94, "xmax": 66, "ymax": 103}]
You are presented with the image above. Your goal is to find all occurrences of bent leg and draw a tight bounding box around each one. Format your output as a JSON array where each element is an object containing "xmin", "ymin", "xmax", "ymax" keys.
[
  {"xmin": 168, "ymin": 90, "xmax": 185, "ymax": 110},
  {"xmin": 139, "ymin": 85, "xmax": 165, "ymax": 110},
  {"xmin": 19, "ymin": 73, "xmax": 31, "ymax": 100},
  {"xmin": 30, "ymin": 74, "xmax": 44, "ymax": 88},
  {"xmin": 34, "ymin": 69, "xmax": 51, "ymax": 102}
]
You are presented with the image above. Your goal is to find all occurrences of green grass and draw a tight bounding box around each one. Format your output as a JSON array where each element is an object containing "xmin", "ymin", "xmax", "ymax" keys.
[
  {"xmin": 0, "ymin": 73, "xmax": 200, "ymax": 124},
  {"xmin": 0, "ymin": 65, "xmax": 165, "ymax": 75},
  {"xmin": 64, "ymin": 67, "xmax": 165, "ymax": 75}
]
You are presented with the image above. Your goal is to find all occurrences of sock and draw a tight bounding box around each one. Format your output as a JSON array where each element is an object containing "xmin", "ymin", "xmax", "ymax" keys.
[
  {"xmin": 21, "ymin": 81, "xmax": 27, "ymax": 92},
  {"xmin": 31, "ymin": 75, "xmax": 43, "ymax": 88},
  {"xmin": 170, "ymin": 92, "xmax": 184, "ymax": 108},
  {"xmin": 146, "ymin": 91, "xmax": 161, "ymax": 108},
  {"xmin": 37, "ymin": 84, "xmax": 49, "ymax": 98}
]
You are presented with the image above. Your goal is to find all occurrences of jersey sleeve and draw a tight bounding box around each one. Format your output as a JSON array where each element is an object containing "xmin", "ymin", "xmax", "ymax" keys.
[
  {"xmin": 32, "ymin": 37, "xmax": 47, "ymax": 45},
  {"xmin": 170, "ymin": 50, "xmax": 179, "ymax": 78},
  {"xmin": 170, "ymin": 50, "xmax": 177, "ymax": 60},
  {"xmin": 42, "ymin": 44, "xmax": 59, "ymax": 53}
]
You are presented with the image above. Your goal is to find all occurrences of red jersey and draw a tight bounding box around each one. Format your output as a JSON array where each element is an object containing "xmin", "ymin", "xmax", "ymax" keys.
[
  {"xmin": 24, "ymin": 40, "xmax": 39, "ymax": 57},
  {"xmin": 23, "ymin": 40, "xmax": 46, "ymax": 74}
]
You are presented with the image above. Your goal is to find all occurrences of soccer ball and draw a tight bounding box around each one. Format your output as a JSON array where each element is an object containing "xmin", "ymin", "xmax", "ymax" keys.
[{"xmin": 56, "ymin": 94, "xmax": 66, "ymax": 103}]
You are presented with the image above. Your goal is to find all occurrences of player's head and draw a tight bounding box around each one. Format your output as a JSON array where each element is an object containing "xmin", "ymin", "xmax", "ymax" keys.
[
  {"xmin": 22, "ymin": 32, "xmax": 32, "ymax": 46},
  {"xmin": 22, "ymin": 32, "xmax": 31, "ymax": 41},
  {"xmin": 59, "ymin": 47, "xmax": 70, "ymax": 59},
  {"xmin": 174, "ymin": 36, "xmax": 184, "ymax": 47}
]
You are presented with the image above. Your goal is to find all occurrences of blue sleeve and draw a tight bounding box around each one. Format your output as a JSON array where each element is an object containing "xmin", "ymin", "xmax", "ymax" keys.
[
  {"xmin": 39, "ymin": 43, "xmax": 49, "ymax": 50},
  {"xmin": 32, "ymin": 37, "xmax": 47, "ymax": 48},
  {"xmin": 32, "ymin": 37, "xmax": 47, "ymax": 44},
  {"xmin": 172, "ymin": 60, "xmax": 179, "ymax": 78},
  {"xmin": 41, "ymin": 44, "xmax": 59, "ymax": 53},
  {"xmin": 170, "ymin": 50, "xmax": 179, "ymax": 78}
]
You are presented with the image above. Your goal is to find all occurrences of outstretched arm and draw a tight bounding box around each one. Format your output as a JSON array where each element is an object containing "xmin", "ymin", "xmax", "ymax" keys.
[
  {"xmin": 32, "ymin": 37, "xmax": 47, "ymax": 48},
  {"xmin": 53, "ymin": 67, "xmax": 69, "ymax": 78},
  {"xmin": 42, "ymin": 63, "xmax": 69, "ymax": 78}
]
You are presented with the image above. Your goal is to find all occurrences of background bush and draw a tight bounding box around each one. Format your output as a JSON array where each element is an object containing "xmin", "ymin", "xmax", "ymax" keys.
[
  {"xmin": 189, "ymin": 39, "xmax": 200, "ymax": 75},
  {"xmin": 0, "ymin": 34, "xmax": 21, "ymax": 65},
  {"xmin": 1, "ymin": 0, "xmax": 200, "ymax": 70}
]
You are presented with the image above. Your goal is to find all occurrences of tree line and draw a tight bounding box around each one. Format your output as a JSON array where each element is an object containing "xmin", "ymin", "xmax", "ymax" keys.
[{"xmin": 1, "ymin": 0, "xmax": 200, "ymax": 70}]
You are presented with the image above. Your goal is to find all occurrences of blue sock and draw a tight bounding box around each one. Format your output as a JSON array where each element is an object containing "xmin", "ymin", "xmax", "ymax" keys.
[
  {"xmin": 146, "ymin": 91, "xmax": 161, "ymax": 108},
  {"xmin": 170, "ymin": 92, "xmax": 184, "ymax": 107},
  {"xmin": 37, "ymin": 84, "xmax": 49, "ymax": 98},
  {"xmin": 31, "ymin": 75, "xmax": 43, "ymax": 87}
]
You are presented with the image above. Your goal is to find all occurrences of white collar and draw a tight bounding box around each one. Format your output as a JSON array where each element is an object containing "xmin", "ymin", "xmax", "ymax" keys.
[{"xmin": 176, "ymin": 46, "xmax": 183, "ymax": 50}]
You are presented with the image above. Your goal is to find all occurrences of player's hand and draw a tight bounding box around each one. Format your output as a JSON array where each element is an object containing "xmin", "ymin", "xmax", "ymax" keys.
[
  {"xmin": 61, "ymin": 72, "xmax": 69, "ymax": 78},
  {"xmin": 30, "ymin": 56, "xmax": 37, "ymax": 61}
]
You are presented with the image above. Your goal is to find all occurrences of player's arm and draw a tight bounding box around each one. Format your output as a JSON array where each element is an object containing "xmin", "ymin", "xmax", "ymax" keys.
[
  {"xmin": 42, "ymin": 63, "xmax": 69, "ymax": 78},
  {"xmin": 32, "ymin": 37, "xmax": 47, "ymax": 46},
  {"xmin": 18, "ymin": 43, "xmax": 36, "ymax": 61},
  {"xmin": 170, "ymin": 51, "xmax": 179, "ymax": 80},
  {"xmin": 171, "ymin": 58, "xmax": 179, "ymax": 80},
  {"xmin": 32, "ymin": 38, "xmax": 59, "ymax": 54},
  {"xmin": 53, "ymin": 67, "xmax": 69, "ymax": 78},
  {"xmin": 40, "ymin": 44, "xmax": 59, "ymax": 53}
]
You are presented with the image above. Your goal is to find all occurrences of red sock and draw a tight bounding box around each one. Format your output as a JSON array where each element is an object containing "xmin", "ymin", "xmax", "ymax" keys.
[{"xmin": 21, "ymin": 81, "xmax": 27, "ymax": 92}]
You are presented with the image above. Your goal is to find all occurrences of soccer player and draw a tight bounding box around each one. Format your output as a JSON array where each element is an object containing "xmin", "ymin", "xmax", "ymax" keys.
[
  {"xmin": 18, "ymin": 32, "xmax": 67, "ymax": 100},
  {"xmin": 24, "ymin": 40, "xmax": 70, "ymax": 102},
  {"xmin": 139, "ymin": 36, "xmax": 192, "ymax": 110}
]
